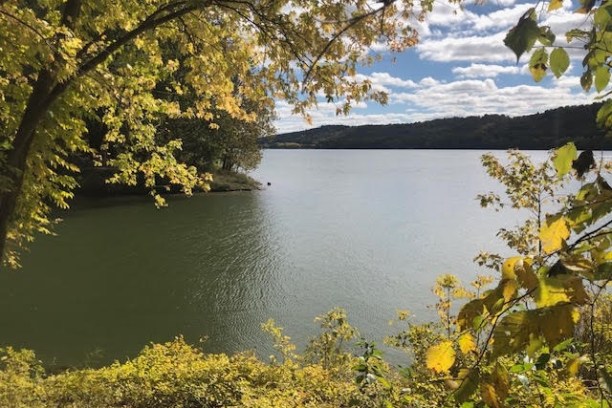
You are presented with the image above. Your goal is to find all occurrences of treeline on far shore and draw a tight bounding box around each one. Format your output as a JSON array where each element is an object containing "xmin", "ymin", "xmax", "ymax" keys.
[{"xmin": 261, "ymin": 103, "xmax": 612, "ymax": 150}]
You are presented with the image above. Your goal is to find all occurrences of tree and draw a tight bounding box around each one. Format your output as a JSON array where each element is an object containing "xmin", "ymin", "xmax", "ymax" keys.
[
  {"xmin": 0, "ymin": 0, "xmax": 427, "ymax": 266},
  {"xmin": 417, "ymin": 0, "xmax": 612, "ymax": 403},
  {"xmin": 159, "ymin": 91, "xmax": 275, "ymax": 173}
]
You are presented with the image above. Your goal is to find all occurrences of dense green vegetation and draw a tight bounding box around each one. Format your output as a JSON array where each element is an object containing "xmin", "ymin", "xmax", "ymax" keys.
[{"xmin": 262, "ymin": 103, "xmax": 612, "ymax": 150}]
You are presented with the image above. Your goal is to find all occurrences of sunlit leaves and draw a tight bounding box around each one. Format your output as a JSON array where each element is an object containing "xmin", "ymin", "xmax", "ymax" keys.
[
  {"xmin": 458, "ymin": 332, "xmax": 477, "ymax": 355},
  {"xmin": 501, "ymin": 256, "xmax": 522, "ymax": 280},
  {"xmin": 426, "ymin": 341, "xmax": 455, "ymax": 374},
  {"xmin": 597, "ymin": 100, "xmax": 612, "ymax": 129},
  {"xmin": 594, "ymin": 3, "xmax": 612, "ymax": 28},
  {"xmin": 595, "ymin": 66, "xmax": 611, "ymax": 92},
  {"xmin": 549, "ymin": 48, "xmax": 570, "ymax": 78},
  {"xmin": 480, "ymin": 383, "xmax": 502, "ymax": 408},
  {"xmin": 529, "ymin": 48, "xmax": 548, "ymax": 82},
  {"xmin": 561, "ymin": 256, "xmax": 594, "ymax": 278},
  {"xmin": 552, "ymin": 142, "xmax": 577, "ymax": 178},
  {"xmin": 535, "ymin": 275, "xmax": 588, "ymax": 307},
  {"xmin": 548, "ymin": 0, "xmax": 564, "ymax": 11},
  {"xmin": 492, "ymin": 304, "xmax": 579, "ymax": 357},
  {"xmin": 540, "ymin": 216, "xmax": 570, "ymax": 254}
]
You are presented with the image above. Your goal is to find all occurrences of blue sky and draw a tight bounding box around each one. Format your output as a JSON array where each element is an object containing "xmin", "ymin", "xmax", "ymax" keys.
[{"xmin": 274, "ymin": 0, "xmax": 597, "ymax": 133}]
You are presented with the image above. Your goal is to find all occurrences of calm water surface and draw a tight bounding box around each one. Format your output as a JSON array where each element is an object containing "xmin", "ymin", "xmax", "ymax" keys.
[{"xmin": 0, "ymin": 150, "xmax": 538, "ymax": 366}]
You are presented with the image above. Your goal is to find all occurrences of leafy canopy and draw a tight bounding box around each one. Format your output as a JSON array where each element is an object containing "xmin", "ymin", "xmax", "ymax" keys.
[{"xmin": 0, "ymin": 0, "xmax": 435, "ymax": 266}]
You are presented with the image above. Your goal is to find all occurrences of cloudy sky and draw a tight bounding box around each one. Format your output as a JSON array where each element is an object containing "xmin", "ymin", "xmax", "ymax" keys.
[{"xmin": 274, "ymin": 0, "xmax": 597, "ymax": 133}]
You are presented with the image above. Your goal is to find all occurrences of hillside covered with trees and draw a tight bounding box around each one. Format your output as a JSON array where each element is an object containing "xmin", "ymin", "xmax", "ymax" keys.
[{"xmin": 262, "ymin": 103, "xmax": 612, "ymax": 150}]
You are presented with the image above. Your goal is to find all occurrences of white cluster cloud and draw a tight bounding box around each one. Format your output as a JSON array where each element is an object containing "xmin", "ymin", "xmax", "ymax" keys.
[
  {"xmin": 390, "ymin": 78, "xmax": 593, "ymax": 118},
  {"xmin": 353, "ymin": 72, "xmax": 418, "ymax": 88},
  {"xmin": 417, "ymin": 32, "xmax": 515, "ymax": 62},
  {"xmin": 452, "ymin": 63, "xmax": 522, "ymax": 78},
  {"xmin": 273, "ymin": 0, "xmax": 597, "ymax": 133}
]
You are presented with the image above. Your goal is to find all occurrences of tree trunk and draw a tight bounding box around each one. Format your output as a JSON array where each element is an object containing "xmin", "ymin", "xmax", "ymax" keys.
[
  {"xmin": 0, "ymin": 0, "xmax": 82, "ymax": 264},
  {"xmin": 0, "ymin": 70, "xmax": 57, "ymax": 262}
]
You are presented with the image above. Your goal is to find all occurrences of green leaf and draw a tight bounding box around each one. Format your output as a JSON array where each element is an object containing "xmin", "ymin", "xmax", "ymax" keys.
[
  {"xmin": 580, "ymin": 71, "xmax": 593, "ymax": 91},
  {"xmin": 457, "ymin": 299, "xmax": 484, "ymax": 331},
  {"xmin": 594, "ymin": 3, "xmax": 612, "ymax": 28},
  {"xmin": 552, "ymin": 338, "xmax": 574, "ymax": 352},
  {"xmin": 596, "ymin": 99, "xmax": 612, "ymax": 128},
  {"xmin": 594, "ymin": 262, "xmax": 612, "ymax": 280},
  {"xmin": 491, "ymin": 311, "xmax": 534, "ymax": 358},
  {"xmin": 538, "ymin": 26, "xmax": 556, "ymax": 46},
  {"xmin": 539, "ymin": 304, "xmax": 580, "ymax": 347},
  {"xmin": 504, "ymin": 8, "xmax": 540, "ymax": 62},
  {"xmin": 595, "ymin": 66, "xmax": 611, "ymax": 92},
  {"xmin": 492, "ymin": 305, "xmax": 579, "ymax": 357},
  {"xmin": 592, "ymin": 200, "xmax": 612, "ymax": 224},
  {"xmin": 552, "ymin": 142, "xmax": 577, "ymax": 178},
  {"xmin": 454, "ymin": 368, "xmax": 480, "ymax": 403},
  {"xmin": 566, "ymin": 207, "xmax": 592, "ymax": 233},
  {"xmin": 529, "ymin": 48, "xmax": 548, "ymax": 82},
  {"xmin": 566, "ymin": 28, "xmax": 590, "ymax": 43},
  {"xmin": 549, "ymin": 48, "xmax": 570, "ymax": 78}
]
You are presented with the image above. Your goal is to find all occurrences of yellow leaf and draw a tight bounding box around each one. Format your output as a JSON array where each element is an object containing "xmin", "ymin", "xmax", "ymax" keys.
[
  {"xmin": 491, "ymin": 363, "xmax": 510, "ymax": 402},
  {"xmin": 539, "ymin": 304, "xmax": 580, "ymax": 347},
  {"xmin": 501, "ymin": 279, "xmax": 518, "ymax": 302},
  {"xmin": 501, "ymin": 256, "xmax": 521, "ymax": 280},
  {"xmin": 481, "ymin": 382, "xmax": 503, "ymax": 408},
  {"xmin": 535, "ymin": 275, "xmax": 589, "ymax": 307},
  {"xmin": 548, "ymin": 0, "xmax": 563, "ymax": 11},
  {"xmin": 458, "ymin": 333, "xmax": 477, "ymax": 355},
  {"xmin": 426, "ymin": 341, "xmax": 456, "ymax": 374},
  {"xmin": 529, "ymin": 64, "xmax": 547, "ymax": 82},
  {"xmin": 540, "ymin": 217, "xmax": 570, "ymax": 254},
  {"xmin": 566, "ymin": 355, "xmax": 587, "ymax": 376}
]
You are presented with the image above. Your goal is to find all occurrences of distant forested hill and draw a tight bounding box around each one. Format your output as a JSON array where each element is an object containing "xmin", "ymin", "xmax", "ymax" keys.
[{"xmin": 262, "ymin": 103, "xmax": 612, "ymax": 150}]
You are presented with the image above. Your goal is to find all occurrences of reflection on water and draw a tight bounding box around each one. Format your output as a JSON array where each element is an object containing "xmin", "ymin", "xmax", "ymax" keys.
[
  {"xmin": 0, "ymin": 193, "xmax": 283, "ymax": 366},
  {"xmin": 0, "ymin": 150, "xmax": 542, "ymax": 367}
]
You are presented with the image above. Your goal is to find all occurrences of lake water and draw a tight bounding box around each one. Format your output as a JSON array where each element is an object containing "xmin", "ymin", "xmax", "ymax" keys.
[{"xmin": 0, "ymin": 150, "xmax": 538, "ymax": 367}]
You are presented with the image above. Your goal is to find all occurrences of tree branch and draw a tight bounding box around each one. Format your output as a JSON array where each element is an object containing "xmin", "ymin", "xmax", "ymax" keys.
[{"xmin": 302, "ymin": 3, "xmax": 392, "ymax": 86}]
